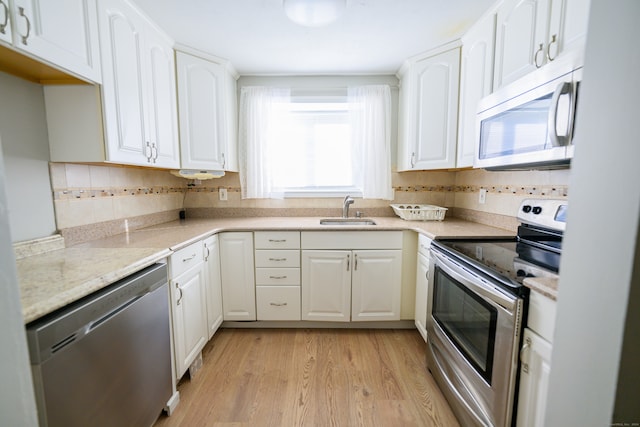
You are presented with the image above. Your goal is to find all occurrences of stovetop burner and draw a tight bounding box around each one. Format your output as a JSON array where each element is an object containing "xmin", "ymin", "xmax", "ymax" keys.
[{"xmin": 431, "ymin": 199, "xmax": 567, "ymax": 292}]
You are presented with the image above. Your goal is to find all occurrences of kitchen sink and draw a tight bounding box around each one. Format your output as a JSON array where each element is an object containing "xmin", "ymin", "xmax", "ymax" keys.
[{"xmin": 319, "ymin": 218, "xmax": 377, "ymax": 226}]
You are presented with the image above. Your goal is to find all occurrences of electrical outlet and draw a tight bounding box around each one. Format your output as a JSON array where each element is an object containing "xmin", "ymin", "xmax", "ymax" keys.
[
  {"xmin": 219, "ymin": 188, "xmax": 227, "ymax": 201},
  {"xmin": 479, "ymin": 188, "xmax": 487, "ymax": 204}
]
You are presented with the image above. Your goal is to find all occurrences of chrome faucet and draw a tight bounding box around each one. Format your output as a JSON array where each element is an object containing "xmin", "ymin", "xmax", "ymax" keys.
[{"xmin": 342, "ymin": 195, "xmax": 354, "ymax": 218}]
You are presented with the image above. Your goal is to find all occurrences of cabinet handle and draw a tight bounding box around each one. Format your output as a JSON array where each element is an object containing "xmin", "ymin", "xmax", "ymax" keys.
[
  {"xmin": 269, "ymin": 302, "xmax": 287, "ymax": 307},
  {"xmin": 346, "ymin": 254, "xmax": 350, "ymax": 271},
  {"xmin": 175, "ymin": 283, "xmax": 183, "ymax": 306},
  {"xmin": 0, "ymin": 0, "xmax": 8, "ymax": 34},
  {"xmin": 145, "ymin": 141, "xmax": 153, "ymax": 162},
  {"xmin": 534, "ymin": 43, "xmax": 545, "ymax": 68},
  {"xmin": 204, "ymin": 244, "xmax": 210, "ymax": 261},
  {"xmin": 17, "ymin": 7, "xmax": 30, "ymax": 45},
  {"xmin": 151, "ymin": 142, "xmax": 158, "ymax": 163},
  {"xmin": 546, "ymin": 34, "xmax": 558, "ymax": 62},
  {"xmin": 221, "ymin": 152, "xmax": 226, "ymax": 169},
  {"xmin": 520, "ymin": 336, "xmax": 532, "ymax": 374},
  {"xmin": 268, "ymin": 239, "xmax": 286, "ymax": 243},
  {"xmin": 182, "ymin": 253, "xmax": 197, "ymax": 263},
  {"xmin": 354, "ymin": 254, "xmax": 358, "ymax": 271},
  {"xmin": 410, "ymin": 152, "xmax": 416, "ymax": 168},
  {"xmin": 268, "ymin": 257, "xmax": 287, "ymax": 262},
  {"xmin": 269, "ymin": 275, "xmax": 287, "ymax": 280}
]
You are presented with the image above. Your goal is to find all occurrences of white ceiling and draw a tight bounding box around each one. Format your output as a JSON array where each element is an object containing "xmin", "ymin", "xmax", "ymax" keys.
[{"xmin": 130, "ymin": 0, "xmax": 496, "ymax": 76}]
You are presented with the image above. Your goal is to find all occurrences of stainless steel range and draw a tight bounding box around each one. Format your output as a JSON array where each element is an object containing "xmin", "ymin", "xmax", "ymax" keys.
[{"xmin": 426, "ymin": 199, "xmax": 566, "ymax": 427}]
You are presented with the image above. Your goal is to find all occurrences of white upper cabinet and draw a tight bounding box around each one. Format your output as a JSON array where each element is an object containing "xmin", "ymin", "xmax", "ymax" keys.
[
  {"xmin": 176, "ymin": 49, "xmax": 239, "ymax": 172},
  {"xmin": 0, "ymin": 0, "xmax": 101, "ymax": 82},
  {"xmin": 97, "ymin": 0, "xmax": 179, "ymax": 168},
  {"xmin": 457, "ymin": 7, "xmax": 497, "ymax": 168},
  {"xmin": 494, "ymin": 0, "xmax": 590, "ymax": 89},
  {"xmin": 397, "ymin": 44, "xmax": 460, "ymax": 171}
]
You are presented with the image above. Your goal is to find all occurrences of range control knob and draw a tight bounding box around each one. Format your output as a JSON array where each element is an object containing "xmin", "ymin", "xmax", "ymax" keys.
[
  {"xmin": 522, "ymin": 205, "xmax": 532, "ymax": 213},
  {"xmin": 532, "ymin": 206, "xmax": 543, "ymax": 215}
]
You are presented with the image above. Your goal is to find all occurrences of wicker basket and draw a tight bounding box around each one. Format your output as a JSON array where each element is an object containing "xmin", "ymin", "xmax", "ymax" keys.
[{"xmin": 390, "ymin": 204, "xmax": 448, "ymax": 221}]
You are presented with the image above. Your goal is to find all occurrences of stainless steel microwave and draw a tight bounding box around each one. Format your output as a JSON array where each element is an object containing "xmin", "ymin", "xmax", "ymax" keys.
[{"xmin": 475, "ymin": 64, "xmax": 582, "ymax": 170}]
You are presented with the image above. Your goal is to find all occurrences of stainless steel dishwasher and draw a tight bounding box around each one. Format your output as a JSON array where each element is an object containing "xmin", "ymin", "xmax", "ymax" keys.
[{"xmin": 26, "ymin": 263, "xmax": 173, "ymax": 427}]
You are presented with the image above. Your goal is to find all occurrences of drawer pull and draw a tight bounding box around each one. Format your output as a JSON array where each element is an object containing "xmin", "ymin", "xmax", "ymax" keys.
[
  {"xmin": 268, "ymin": 239, "xmax": 287, "ymax": 243},
  {"xmin": 268, "ymin": 257, "xmax": 287, "ymax": 262},
  {"xmin": 270, "ymin": 302, "xmax": 288, "ymax": 307},
  {"xmin": 269, "ymin": 275, "xmax": 287, "ymax": 280},
  {"xmin": 182, "ymin": 253, "xmax": 197, "ymax": 263}
]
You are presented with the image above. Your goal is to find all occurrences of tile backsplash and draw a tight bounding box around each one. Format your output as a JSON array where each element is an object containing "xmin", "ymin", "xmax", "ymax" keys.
[{"xmin": 50, "ymin": 162, "xmax": 570, "ymax": 245}]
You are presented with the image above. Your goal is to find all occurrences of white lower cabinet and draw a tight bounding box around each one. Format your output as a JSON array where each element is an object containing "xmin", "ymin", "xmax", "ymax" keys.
[
  {"xmin": 414, "ymin": 234, "xmax": 432, "ymax": 341},
  {"xmin": 301, "ymin": 232, "xmax": 403, "ymax": 322},
  {"xmin": 169, "ymin": 241, "xmax": 208, "ymax": 380},
  {"xmin": 301, "ymin": 250, "xmax": 352, "ymax": 321},
  {"xmin": 203, "ymin": 235, "xmax": 223, "ymax": 339},
  {"xmin": 219, "ymin": 232, "xmax": 256, "ymax": 321},
  {"xmin": 516, "ymin": 290, "xmax": 557, "ymax": 426},
  {"xmin": 254, "ymin": 231, "xmax": 301, "ymax": 321}
]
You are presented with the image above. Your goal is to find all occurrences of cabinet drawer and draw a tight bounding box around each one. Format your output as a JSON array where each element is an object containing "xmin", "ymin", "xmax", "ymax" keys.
[
  {"xmin": 255, "ymin": 268, "xmax": 300, "ymax": 285},
  {"xmin": 301, "ymin": 231, "xmax": 403, "ymax": 249},
  {"xmin": 255, "ymin": 250, "xmax": 300, "ymax": 268},
  {"xmin": 170, "ymin": 241, "xmax": 204, "ymax": 278},
  {"xmin": 254, "ymin": 231, "xmax": 300, "ymax": 249},
  {"xmin": 418, "ymin": 233, "xmax": 432, "ymax": 257},
  {"xmin": 256, "ymin": 286, "xmax": 301, "ymax": 320}
]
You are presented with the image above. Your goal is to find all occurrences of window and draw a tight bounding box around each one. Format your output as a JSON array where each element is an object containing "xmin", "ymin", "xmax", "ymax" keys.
[
  {"xmin": 239, "ymin": 85, "xmax": 393, "ymax": 200},
  {"xmin": 270, "ymin": 97, "xmax": 360, "ymax": 197}
]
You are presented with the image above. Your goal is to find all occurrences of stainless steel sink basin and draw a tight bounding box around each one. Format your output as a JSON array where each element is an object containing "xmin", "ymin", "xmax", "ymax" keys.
[{"xmin": 319, "ymin": 218, "xmax": 377, "ymax": 226}]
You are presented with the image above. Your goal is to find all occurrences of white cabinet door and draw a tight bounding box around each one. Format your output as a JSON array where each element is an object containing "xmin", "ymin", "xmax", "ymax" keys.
[
  {"xmin": 6, "ymin": 0, "xmax": 101, "ymax": 82},
  {"xmin": 176, "ymin": 51, "xmax": 226, "ymax": 170},
  {"xmin": 203, "ymin": 235, "xmax": 223, "ymax": 339},
  {"xmin": 97, "ymin": 0, "xmax": 179, "ymax": 168},
  {"xmin": 171, "ymin": 263, "xmax": 208, "ymax": 380},
  {"xmin": 144, "ymin": 26, "xmax": 180, "ymax": 168},
  {"xmin": 494, "ymin": 0, "xmax": 549, "ymax": 89},
  {"xmin": 301, "ymin": 250, "xmax": 351, "ymax": 322},
  {"xmin": 458, "ymin": 9, "xmax": 496, "ymax": 167},
  {"xmin": 414, "ymin": 252, "xmax": 429, "ymax": 341},
  {"xmin": 219, "ymin": 232, "xmax": 256, "ymax": 321},
  {"xmin": 398, "ymin": 47, "xmax": 460, "ymax": 170},
  {"xmin": 516, "ymin": 328, "xmax": 553, "ymax": 427},
  {"xmin": 351, "ymin": 250, "xmax": 402, "ymax": 321}
]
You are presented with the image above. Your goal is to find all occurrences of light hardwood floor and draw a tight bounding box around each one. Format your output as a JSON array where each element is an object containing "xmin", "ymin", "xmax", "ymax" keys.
[{"xmin": 154, "ymin": 328, "xmax": 460, "ymax": 427}]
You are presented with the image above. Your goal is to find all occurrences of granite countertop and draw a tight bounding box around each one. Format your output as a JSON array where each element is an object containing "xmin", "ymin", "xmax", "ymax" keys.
[
  {"xmin": 17, "ymin": 216, "xmax": 514, "ymax": 324},
  {"xmin": 523, "ymin": 276, "xmax": 559, "ymax": 301}
]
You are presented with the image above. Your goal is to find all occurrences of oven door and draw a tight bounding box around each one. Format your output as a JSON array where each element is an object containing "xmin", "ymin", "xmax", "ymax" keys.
[{"xmin": 426, "ymin": 247, "xmax": 524, "ymax": 427}]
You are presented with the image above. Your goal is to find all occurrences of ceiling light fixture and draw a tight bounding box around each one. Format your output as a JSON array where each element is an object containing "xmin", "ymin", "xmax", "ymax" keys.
[{"xmin": 283, "ymin": 0, "xmax": 347, "ymax": 27}]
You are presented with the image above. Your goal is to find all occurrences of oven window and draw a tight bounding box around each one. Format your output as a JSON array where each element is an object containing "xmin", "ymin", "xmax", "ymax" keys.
[{"xmin": 432, "ymin": 266, "xmax": 497, "ymax": 384}]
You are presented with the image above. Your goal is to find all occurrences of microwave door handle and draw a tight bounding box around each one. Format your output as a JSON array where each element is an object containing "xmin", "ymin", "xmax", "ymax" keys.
[{"xmin": 548, "ymin": 81, "xmax": 574, "ymax": 147}]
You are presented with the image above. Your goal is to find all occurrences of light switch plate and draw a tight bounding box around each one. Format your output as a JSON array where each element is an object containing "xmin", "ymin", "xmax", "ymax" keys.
[{"xmin": 219, "ymin": 188, "xmax": 227, "ymax": 201}]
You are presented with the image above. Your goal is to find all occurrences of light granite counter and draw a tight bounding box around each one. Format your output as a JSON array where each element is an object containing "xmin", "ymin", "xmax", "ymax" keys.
[
  {"xmin": 523, "ymin": 276, "xmax": 559, "ymax": 301},
  {"xmin": 18, "ymin": 216, "xmax": 514, "ymax": 324}
]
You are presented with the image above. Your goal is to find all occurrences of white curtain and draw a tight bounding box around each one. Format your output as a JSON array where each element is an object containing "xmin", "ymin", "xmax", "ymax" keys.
[
  {"xmin": 238, "ymin": 86, "xmax": 290, "ymax": 199},
  {"xmin": 348, "ymin": 85, "xmax": 393, "ymax": 200}
]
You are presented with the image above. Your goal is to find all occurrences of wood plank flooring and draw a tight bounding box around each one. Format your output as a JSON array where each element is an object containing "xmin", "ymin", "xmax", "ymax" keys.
[{"xmin": 153, "ymin": 328, "xmax": 460, "ymax": 427}]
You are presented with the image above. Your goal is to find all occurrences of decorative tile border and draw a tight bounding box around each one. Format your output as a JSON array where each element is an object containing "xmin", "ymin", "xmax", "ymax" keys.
[
  {"xmin": 455, "ymin": 185, "xmax": 568, "ymax": 197},
  {"xmin": 53, "ymin": 186, "xmax": 186, "ymax": 200}
]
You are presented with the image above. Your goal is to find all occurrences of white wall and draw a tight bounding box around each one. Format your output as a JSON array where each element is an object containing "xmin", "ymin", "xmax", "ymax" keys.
[
  {"xmin": 0, "ymin": 142, "xmax": 38, "ymax": 426},
  {"xmin": 0, "ymin": 72, "xmax": 57, "ymax": 242},
  {"xmin": 545, "ymin": 0, "xmax": 640, "ymax": 425}
]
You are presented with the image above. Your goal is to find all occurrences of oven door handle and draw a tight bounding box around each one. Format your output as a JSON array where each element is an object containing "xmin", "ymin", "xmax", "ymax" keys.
[{"xmin": 431, "ymin": 250, "xmax": 517, "ymax": 311}]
